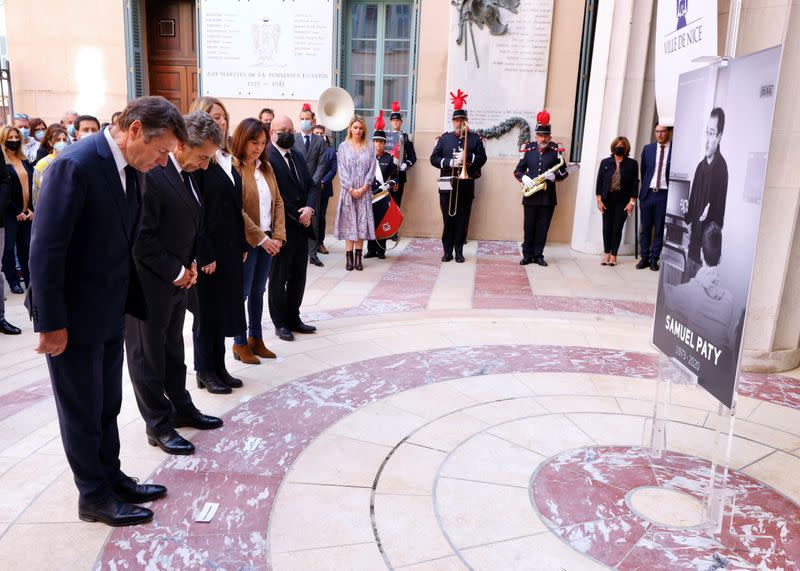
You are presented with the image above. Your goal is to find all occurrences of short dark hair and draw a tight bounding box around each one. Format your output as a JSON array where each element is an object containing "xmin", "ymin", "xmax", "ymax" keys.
[
  {"xmin": 259, "ymin": 107, "xmax": 274, "ymax": 119},
  {"xmin": 231, "ymin": 117, "xmax": 272, "ymax": 177},
  {"xmin": 110, "ymin": 111, "xmax": 122, "ymax": 126},
  {"xmin": 701, "ymin": 222, "xmax": 723, "ymax": 267},
  {"xmin": 610, "ymin": 136, "xmax": 631, "ymax": 157},
  {"xmin": 183, "ymin": 110, "xmax": 223, "ymax": 148},
  {"xmin": 75, "ymin": 115, "xmax": 100, "ymax": 131},
  {"xmin": 30, "ymin": 117, "xmax": 47, "ymax": 133},
  {"xmin": 710, "ymin": 107, "xmax": 725, "ymax": 135},
  {"xmin": 116, "ymin": 96, "xmax": 187, "ymax": 142}
]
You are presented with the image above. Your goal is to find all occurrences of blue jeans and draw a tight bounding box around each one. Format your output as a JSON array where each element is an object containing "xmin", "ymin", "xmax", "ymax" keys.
[{"xmin": 234, "ymin": 245, "xmax": 272, "ymax": 345}]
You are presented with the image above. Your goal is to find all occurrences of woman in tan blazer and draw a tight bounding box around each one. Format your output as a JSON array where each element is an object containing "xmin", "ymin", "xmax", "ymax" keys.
[{"xmin": 231, "ymin": 118, "xmax": 286, "ymax": 364}]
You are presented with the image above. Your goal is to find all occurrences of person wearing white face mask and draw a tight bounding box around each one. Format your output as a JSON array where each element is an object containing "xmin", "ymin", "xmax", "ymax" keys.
[
  {"xmin": 293, "ymin": 103, "xmax": 327, "ymax": 267},
  {"xmin": 60, "ymin": 109, "xmax": 79, "ymax": 142},
  {"xmin": 12, "ymin": 113, "xmax": 40, "ymax": 163},
  {"xmin": 32, "ymin": 125, "xmax": 70, "ymax": 203},
  {"xmin": 30, "ymin": 118, "xmax": 47, "ymax": 145},
  {"xmin": 75, "ymin": 115, "xmax": 101, "ymax": 140}
]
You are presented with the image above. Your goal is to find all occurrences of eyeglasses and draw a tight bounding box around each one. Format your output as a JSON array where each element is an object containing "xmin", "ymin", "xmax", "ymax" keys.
[
  {"xmin": 12, "ymin": 113, "xmax": 29, "ymax": 120},
  {"xmin": 654, "ymin": 129, "xmax": 667, "ymax": 134}
]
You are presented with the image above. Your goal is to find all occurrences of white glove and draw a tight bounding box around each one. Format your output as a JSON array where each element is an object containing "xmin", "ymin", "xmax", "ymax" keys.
[
  {"xmin": 379, "ymin": 182, "xmax": 390, "ymax": 192},
  {"xmin": 544, "ymin": 172, "xmax": 556, "ymax": 182},
  {"xmin": 399, "ymin": 162, "xmax": 408, "ymax": 172},
  {"xmin": 521, "ymin": 175, "xmax": 534, "ymax": 187},
  {"xmin": 451, "ymin": 151, "xmax": 463, "ymax": 168}
]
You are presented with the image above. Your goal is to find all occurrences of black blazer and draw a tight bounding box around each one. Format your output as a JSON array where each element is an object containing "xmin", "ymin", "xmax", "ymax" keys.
[
  {"xmin": 134, "ymin": 159, "xmax": 203, "ymax": 313},
  {"xmin": 2, "ymin": 159, "xmax": 34, "ymax": 215},
  {"xmin": 639, "ymin": 142, "xmax": 671, "ymax": 201},
  {"xmin": 28, "ymin": 132, "xmax": 147, "ymax": 343},
  {"xmin": 595, "ymin": 156, "xmax": 639, "ymax": 201},
  {"xmin": 293, "ymin": 132, "xmax": 327, "ymax": 186},
  {"xmin": 268, "ymin": 145, "xmax": 319, "ymax": 235}
]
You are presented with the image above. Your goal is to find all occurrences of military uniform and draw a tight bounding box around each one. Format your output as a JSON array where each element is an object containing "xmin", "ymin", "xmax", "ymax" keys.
[
  {"xmin": 391, "ymin": 131, "xmax": 416, "ymax": 206},
  {"xmin": 514, "ymin": 138, "xmax": 568, "ymax": 264},
  {"xmin": 430, "ymin": 130, "xmax": 487, "ymax": 260},
  {"xmin": 366, "ymin": 151, "xmax": 399, "ymax": 258}
]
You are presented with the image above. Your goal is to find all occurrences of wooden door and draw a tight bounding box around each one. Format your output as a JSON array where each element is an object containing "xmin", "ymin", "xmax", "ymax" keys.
[{"xmin": 146, "ymin": 0, "xmax": 197, "ymax": 113}]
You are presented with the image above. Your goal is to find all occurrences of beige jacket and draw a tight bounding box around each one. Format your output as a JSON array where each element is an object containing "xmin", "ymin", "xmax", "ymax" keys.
[{"xmin": 236, "ymin": 159, "xmax": 287, "ymax": 247}]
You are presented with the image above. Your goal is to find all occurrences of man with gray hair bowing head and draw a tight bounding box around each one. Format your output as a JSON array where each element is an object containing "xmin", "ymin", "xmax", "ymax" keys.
[
  {"xmin": 125, "ymin": 110, "xmax": 225, "ymax": 458},
  {"xmin": 28, "ymin": 96, "xmax": 186, "ymax": 527}
]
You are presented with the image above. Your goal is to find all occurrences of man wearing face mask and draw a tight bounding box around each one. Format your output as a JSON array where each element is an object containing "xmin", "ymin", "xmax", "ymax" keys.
[
  {"xmin": 293, "ymin": 103, "xmax": 327, "ymax": 267},
  {"xmin": 513, "ymin": 110, "xmax": 569, "ymax": 266},
  {"xmin": 75, "ymin": 115, "xmax": 101, "ymax": 140},
  {"xmin": 268, "ymin": 115, "xmax": 319, "ymax": 342},
  {"xmin": 12, "ymin": 113, "xmax": 40, "ymax": 163},
  {"xmin": 61, "ymin": 109, "xmax": 79, "ymax": 142}
]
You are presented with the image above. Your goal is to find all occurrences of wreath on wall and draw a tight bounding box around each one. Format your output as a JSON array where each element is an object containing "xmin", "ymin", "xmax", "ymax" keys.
[{"xmin": 473, "ymin": 117, "xmax": 531, "ymax": 148}]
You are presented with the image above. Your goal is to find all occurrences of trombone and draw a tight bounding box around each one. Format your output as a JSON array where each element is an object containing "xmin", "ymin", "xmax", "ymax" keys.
[{"xmin": 449, "ymin": 120, "xmax": 471, "ymax": 216}]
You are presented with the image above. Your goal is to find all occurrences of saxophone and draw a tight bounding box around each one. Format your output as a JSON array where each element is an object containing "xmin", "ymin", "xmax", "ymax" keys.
[{"xmin": 522, "ymin": 148, "xmax": 566, "ymax": 197}]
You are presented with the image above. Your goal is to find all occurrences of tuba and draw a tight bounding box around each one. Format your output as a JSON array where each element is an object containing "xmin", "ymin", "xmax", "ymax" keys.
[
  {"xmin": 317, "ymin": 87, "xmax": 355, "ymax": 131},
  {"xmin": 522, "ymin": 148, "xmax": 566, "ymax": 197}
]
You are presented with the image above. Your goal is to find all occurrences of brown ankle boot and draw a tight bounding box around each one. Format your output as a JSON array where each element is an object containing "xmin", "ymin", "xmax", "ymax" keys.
[
  {"xmin": 354, "ymin": 249, "xmax": 363, "ymax": 271},
  {"xmin": 232, "ymin": 343, "xmax": 260, "ymax": 364},
  {"xmin": 248, "ymin": 337, "xmax": 276, "ymax": 359},
  {"xmin": 345, "ymin": 251, "xmax": 354, "ymax": 271}
]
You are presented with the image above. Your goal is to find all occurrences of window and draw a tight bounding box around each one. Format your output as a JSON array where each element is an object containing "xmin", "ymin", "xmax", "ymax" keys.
[
  {"xmin": 570, "ymin": 0, "xmax": 599, "ymax": 162},
  {"xmin": 341, "ymin": 0, "xmax": 418, "ymax": 132}
]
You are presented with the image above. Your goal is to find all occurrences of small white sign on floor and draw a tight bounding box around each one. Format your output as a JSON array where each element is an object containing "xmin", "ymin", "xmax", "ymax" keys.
[{"xmin": 195, "ymin": 502, "xmax": 220, "ymax": 523}]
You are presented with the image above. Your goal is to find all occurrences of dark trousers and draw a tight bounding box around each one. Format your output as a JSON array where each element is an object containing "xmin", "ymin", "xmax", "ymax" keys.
[
  {"xmin": 439, "ymin": 189, "xmax": 473, "ymax": 257},
  {"xmin": 47, "ymin": 334, "xmax": 126, "ymax": 502},
  {"xmin": 394, "ymin": 183, "xmax": 405, "ymax": 207},
  {"xmin": 315, "ymin": 194, "xmax": 331, "ymax": 247},
  {"xmin": 308, "ymin": 193, "xmax": 323, "ymax": 258},
  {"xmin": 125, "ymin": 291, "xmax": 193, "ymax": 435},
  {"xmin": 269, "ymin": 224, "xmax": 308, "ymax": 328},
  {"xmin": 639, "ymin": 191, "xmax": 668, "ymax": 260},
  {"xmin": 2, "ymin": 215, "xmax": 30, "ymax": 287},
  {"xmin": 601, "ymin": 193, "xmax": 629, "ymax": 255},
  {"xmin": 367, "ymin": 238, "xmax": 387, "ymax": 255},
  {"xmin": 235, "ymin": 245, "xmax": 272, "ymax": 345},
  {"xmin": 192, "ymin": 320, "xmax": 225, "ymax": 375},
  {"xmin": 523, "ymin": 205, "xmax": 555, "ymax": 259}
]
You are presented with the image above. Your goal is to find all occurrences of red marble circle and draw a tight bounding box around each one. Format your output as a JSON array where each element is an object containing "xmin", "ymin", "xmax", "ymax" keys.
[{"xmin": 531, "ymin": 446, "xmax": 800, "ymax": 569}]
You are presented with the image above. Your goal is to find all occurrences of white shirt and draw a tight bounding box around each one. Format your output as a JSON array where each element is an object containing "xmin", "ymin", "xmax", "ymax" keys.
[
  {"xmin": 254, "ymin": 161, "xmax": 273, "ymax": 233},
  {"xmin": 103, "ymin": 126, "xmax": 128, "ymax": 193},
  {"xmin": 169, "ymin": 153, "xmax": 200, "ymax": 204},
  {"xmin": 648, "ymin": 142, "xmax": 670, "ymax": 190},
  {"xmin": 23, "ymin": 139, "xmax": 39, "ymax": 163},
  {"xmin": 216, "ymin": 149, "xmax": 234, "ymax": 183}
]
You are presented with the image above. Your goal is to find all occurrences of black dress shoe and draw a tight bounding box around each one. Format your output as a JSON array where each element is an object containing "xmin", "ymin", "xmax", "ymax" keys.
[
  {"xmin": 171, "ymin": 409, "xmax": 223, "ymax": 430},
  {"xmin": 455, "ymin": 255, "xmax": 465, "ymax": 263},
  {"xmin": 275, "ymin": 326, "xmax": 295, "ymax": 341},
  {"xmin": 441, "ymin": 254, "xmax": 454, "ymax": 262},
  {"xmin": 635, "ymin": 258, "xmax": 650, "ymax": 270},
  {"xmin": 534, "ymin": 257, "xmax": 548, "ymax": 267},
  {"xmin": 377, "ymin": 251, "xmax": 386, "ymax": 260},
  {"xmin": 147, "ymin": 428, "xmax": 195, "ymax": 455},
  {"xmin": 520, "ymin": 258, "xmax": 533, "ymax": 266},
  {"xmin": 650, "ymin": 259, "xmax": 660, "ymax": 271},
  {"xmin": 0, "ymin": 319, "xmax": 21, "ymax": 335},
  {"xmin": 290, "ymin": 321, "xmax": 317, "ymax": 334},
  {"xmin": 363, "ymin": 251, "xmax": 377, "ymax": 259},
  {"xmin": 79, "ymin": 497, "xmax": 154, "ymax": 527},
  {"xmin": 196, "ymin": 371, "xmax": 232, "ymax": 394},
  {"xmin": 216, "ymin": 368, "xmax": 244, "ymax": 388},
  {"xmin": 113, "ymin": 475, "xmax": 167, "ymax": 503},
  {"xmin": 10, "ymin": 284, "xmax": 23, "ymax": 294},
  {"xmin": 309, "ymin": 255, "xmax": 324, "ymax": 267}
]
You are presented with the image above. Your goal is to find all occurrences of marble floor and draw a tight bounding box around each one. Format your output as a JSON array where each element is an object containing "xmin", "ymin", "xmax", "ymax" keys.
[{"xmin": 0, "ymin": 239, "xmax": 798, "ymax": 570}]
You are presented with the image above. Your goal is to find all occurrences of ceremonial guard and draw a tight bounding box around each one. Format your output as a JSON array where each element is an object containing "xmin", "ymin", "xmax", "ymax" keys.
[
  {"xmin": 366, "ymin": 112, "xmax": 398, "ymax": 259},
  {"xmin": 388, "ymin": 100, "xmax": 416, "ymax": 210},
  {"xmin": 430, "ymin": 89, "xmax": 487, "ymax": 263},
  {"xmin": 513, "ymin": 110, "xmax": 568, "ymax": 266}
]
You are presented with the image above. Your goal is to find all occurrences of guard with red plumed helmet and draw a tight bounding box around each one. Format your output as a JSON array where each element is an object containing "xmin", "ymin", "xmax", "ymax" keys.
[
  {"xmin": 387, "ymin": 100, "xmax": 417, "ymax": 217},
  {"xmin": 513, "ymin": 110, "xmax": 569, "ymax": 267}
]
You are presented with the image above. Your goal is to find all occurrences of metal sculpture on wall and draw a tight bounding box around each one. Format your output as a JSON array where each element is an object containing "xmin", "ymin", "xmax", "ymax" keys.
[
  {"xmin": 473, "ymin": 117, "xmax": 531, "ymax": 149},
  {"xmin": 452, "ymin": 0, "xmax": 521, "ymax": 67}
]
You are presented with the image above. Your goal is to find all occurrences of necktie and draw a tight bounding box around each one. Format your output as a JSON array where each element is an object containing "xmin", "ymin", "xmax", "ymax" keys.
[
  {"xmin": 123, "ymin": 165, "xmax": 139, "ymax": 239},
  {"xmin": 656, "ymin": 145, "xmax": 665, "ymax": 189},
  {"xmin": 181, "ymin": 171, "xmax": 201, "ymax": 214},
  {"xmin": 304, "ymin": 134, "xmax": 310, "ymax": 154},
  {"xmin": 285, "ymin": 152, "xmax": 300, "ymax": 183}
]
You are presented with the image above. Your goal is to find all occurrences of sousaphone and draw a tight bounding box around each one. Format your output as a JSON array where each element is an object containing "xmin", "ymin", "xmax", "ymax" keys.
[{"xmin": 317, "ymin": 87, "xmax": 355, "ymax": 131}]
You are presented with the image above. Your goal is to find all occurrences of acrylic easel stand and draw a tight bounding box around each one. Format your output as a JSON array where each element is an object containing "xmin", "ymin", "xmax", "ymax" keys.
[{"xmin": 644, "ymin": 352, "xmax": 738, "ymax": 536}]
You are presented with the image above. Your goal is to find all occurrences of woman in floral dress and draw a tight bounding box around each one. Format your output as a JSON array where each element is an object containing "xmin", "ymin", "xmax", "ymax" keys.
[{"xmin": 334, "ymin": 115, "xmax": 376, "ymax": 271}]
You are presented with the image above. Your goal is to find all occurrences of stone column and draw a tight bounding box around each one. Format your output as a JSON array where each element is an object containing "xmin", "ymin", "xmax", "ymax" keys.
[
  {"xmin": 570, "ymin": 0, "xmax": 655, "ymax": 254},
  {"xmin": 738, "ymin": 1, "xmax": 800, "ymax": 373}
]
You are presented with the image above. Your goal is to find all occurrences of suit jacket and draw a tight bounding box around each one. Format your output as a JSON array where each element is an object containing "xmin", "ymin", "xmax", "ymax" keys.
[
  {"xmin": 293, "ymin": 131, "xmax": 326, "ymax": 186},
  {"xmin": 28, "ymin": 131, "xmax": 146, "ymax": 343},
  {"xmin": 268, "ymin": 145, "xmax": 319, "ymax": 238},
  {"xmin": 639, "ymin": 142, "xmax": 671, "ymax": 201},
  {"xmin": 318, "ymin": 145, "xmax": 338, "ymax": 198},
  {"xmin": 237, "ymin": 160, "xmax": 287, "ymax": 247},
  {"xmin": 133, "ymin": 159, "xmax": 202, "ymax": 318},
  {"xmin": 2, "ymin": 160, "xmax": 34, "ymax": 215},
  {"xmin": 595, "ymin": 156, "xmax": 639, "ymax": 201}
]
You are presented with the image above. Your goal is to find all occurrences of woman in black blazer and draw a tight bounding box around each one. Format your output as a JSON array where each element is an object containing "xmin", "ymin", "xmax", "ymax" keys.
[
  {"xmin": 595, "ymin": 136, "xmax": 639, "ymax": 266},
  {"xmin": 1, "ymin": 126, "xmax": 34, "ymax": 293}
]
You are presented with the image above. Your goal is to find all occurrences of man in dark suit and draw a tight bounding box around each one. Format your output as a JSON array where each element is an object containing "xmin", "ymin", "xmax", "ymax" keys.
[
  {"xmin": 125, "ymin": 111, "xmax": 224, "ymax": 456},
  {"xmin": 268, "ymin": 115, "xmax": 319, "ymax": 342},
  {"xmin": 294, "ymin": 103, "xmax": 327, "ymax": 267},
  {"xmin": 28, "ymin": 96, "xmax": 186, "ymax": 527},
  {"xmin": 638, "ymin": 123, "xmax": 672, "ymax": 271}
]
